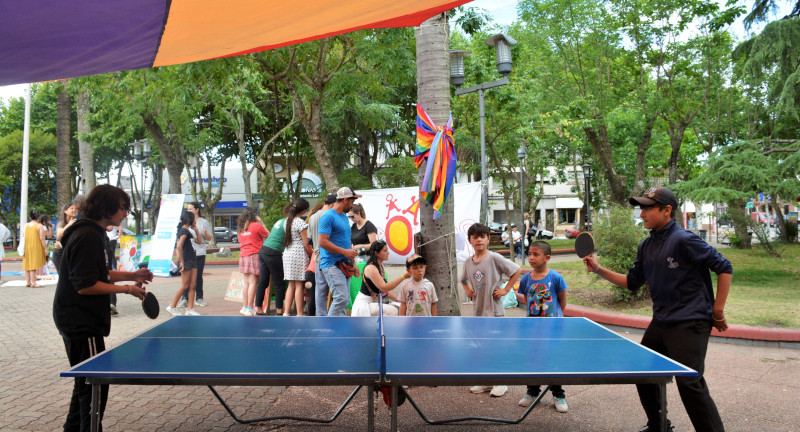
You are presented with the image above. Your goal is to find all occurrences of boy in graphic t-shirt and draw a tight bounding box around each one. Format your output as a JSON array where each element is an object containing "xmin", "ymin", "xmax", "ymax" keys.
[
  {"xmin": 515, "ymin": 240, "xmax": 569, "ymax": 413},
  {"xmin": 399, "ymin": 254, "xmax": 438, "ymax": 316},
  {"xmin": 460, "ymin": 223, "xmax": 521, "ymax": 398}
]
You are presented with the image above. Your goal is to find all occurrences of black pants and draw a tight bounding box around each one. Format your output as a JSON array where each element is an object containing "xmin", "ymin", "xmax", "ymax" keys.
[
  {"xmin": 638, "ymin": 319, "xmax": 724, "ymax": 431},
  {"xmin": 304, "ymin": 269, "xmax": 316, "ymax": 316},
  {"xmin": 62, "ymin": 335, "xmax": 108, "ymax": 432},
  {"xmin": 256, "ymin": 247, "xmax": 286, "ymax": 310},
  {"xmin": 527, "ymin": 384, "xmax": 564, "ymax": 398},
  {"xmin": 181, "ymin": 255, "xmax": 206, "ymax": 300},
  {"xmin": 106, "ymin": 240, "xmax": 117, "ymax": 306}
]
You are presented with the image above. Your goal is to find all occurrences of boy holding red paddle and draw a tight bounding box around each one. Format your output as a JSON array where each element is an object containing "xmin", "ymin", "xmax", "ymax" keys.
[{"xmin": 583, "ymin": 186, "xmax": 730, "ymax": 432}]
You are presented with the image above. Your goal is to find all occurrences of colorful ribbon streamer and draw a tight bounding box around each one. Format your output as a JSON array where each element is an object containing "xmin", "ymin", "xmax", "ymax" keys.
[{"xmin": 414, "ymin": 103, "xmax": 457, "ymax": 220}]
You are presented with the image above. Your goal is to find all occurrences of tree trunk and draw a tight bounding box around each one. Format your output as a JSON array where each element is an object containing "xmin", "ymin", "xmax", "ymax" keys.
[
  {"xmin": 416, "ymin": 13, "xmax": 460, "ymax": 317},
  {"xmin": 142, "ymin": 114, "xmax": 183, "ymax": 193},
  {"xmin": 583, "ymin": 123, "xmax": 627, "ymax": 205},
  {"xmin": 730, "ymin": 199, "xmax": 751, "ymax": 249},
  {"xmin": 76, "ymin": 89, "xmax": 95, "ymax": 194},
  {"xmin": 296, "ymin": 96, "xmax": 339, "ymax": 191},
  {"xmin": 56, "ymin": 80, "xmax": 72, "ymax": 211},
  {"xmin": 632, "ymin": 113, "xmax": 657, "ymax": 196}
]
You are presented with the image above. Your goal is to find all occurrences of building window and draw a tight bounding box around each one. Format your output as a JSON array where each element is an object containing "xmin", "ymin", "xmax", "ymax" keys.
[{"xmin": 558, "ymin": 209, "xmax": 577, "ymax": 224}]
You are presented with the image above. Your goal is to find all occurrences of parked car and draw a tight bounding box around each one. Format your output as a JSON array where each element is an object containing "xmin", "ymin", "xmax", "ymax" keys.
[
  {"xmin": 750, "ymin": 212, "xmax": 775, "ymax": 225},
  {"xmin": 214, "ymin": 227, "xmax": 238, "ymax": 243},
  {"xmin": 565, "ymin": 224, "xmax": 580, "ymax": 239}
]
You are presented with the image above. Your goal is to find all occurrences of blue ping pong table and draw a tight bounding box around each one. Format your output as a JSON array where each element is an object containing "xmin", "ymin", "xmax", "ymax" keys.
[{"xmin": 63, "ymin": 316, "xmax": 696, "ymax": 432}]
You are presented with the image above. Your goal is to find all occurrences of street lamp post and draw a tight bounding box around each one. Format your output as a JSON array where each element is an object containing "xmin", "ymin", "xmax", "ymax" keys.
[
  {"xmin": 132, "ymin": 140, "xmax": 151, "ymax": 233},
  {"xmin": 517, "ymin": 142, "xmax": 526, "ymax": 258},
  {"xmin": 582, "ymin": 163, "xmax": 591, "ymax": 232},
  {"xmin": 450, "ymin": 34, "xmax": 518, "ymax": 225}
]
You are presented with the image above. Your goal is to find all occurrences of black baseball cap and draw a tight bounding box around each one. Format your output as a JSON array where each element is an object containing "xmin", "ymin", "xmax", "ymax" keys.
[
  {"xmin": 629, "ymin": 186, "xmax": 678, "ymax": 209},
  {"xmin": 324, "ymin": 193, "xmax": 337, "ymax": 205},
  {"xmin": 405, "ymin": 254, "xmax": 427, "ymax": 268}
]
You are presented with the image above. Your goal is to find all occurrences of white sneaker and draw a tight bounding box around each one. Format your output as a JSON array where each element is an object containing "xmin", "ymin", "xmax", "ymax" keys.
[
  {"xmin": 177, "ymin": 298, "xmax": 188, "ymax": 308},
  {"xmin": 166, "ymin": 306, "xmax": 181, "ymax": 316},
  {"xmin": 489, "ymin": 385, "xmax": 508, "ymax": 397},
  {"xmin": 185, "ymin": 309, "xmax": 201, "ymax": 316},
  {"xmin": 554, "ymin": 397, "xmax": 568, "ymax": 413},
  {"xmin": 469, "ymin": 385, "xmax": 492, "ymax": 394},
  {"xmin": 518, "ymin": 394, "xmax": 535, "ymax": 407},
  {"xmin": 195, "ymin": 298, "xmax": 208, "ymax": 307},
  {"xmin": 239, "ymin": 307, "xmax": 247, "ymax": 315},
  {"xmin": 243, "ymin": 308, "xmax": 256, "ymax": 316}
]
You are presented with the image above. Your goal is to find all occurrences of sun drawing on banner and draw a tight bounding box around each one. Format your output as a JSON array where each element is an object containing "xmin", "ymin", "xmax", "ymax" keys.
[{"xmin": 384, "ymin": 194, "xmax": 420, "ymax": 256}]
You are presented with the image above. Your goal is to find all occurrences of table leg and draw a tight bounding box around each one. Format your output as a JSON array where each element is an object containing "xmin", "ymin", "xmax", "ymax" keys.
[
  {"xmin": 390, "ymin": 385, "xmax": 398, "ymax": 432},
  {"xmin": 368, "ymin": 385, "xmax": 374, "ymax": 432},
  {"xmin": 90, "ymin": 383, "xmax": 100, "ymax": 432},
  {"xmin": 658, "ymin": 383, "xmax": 668, "ymax": 432}
]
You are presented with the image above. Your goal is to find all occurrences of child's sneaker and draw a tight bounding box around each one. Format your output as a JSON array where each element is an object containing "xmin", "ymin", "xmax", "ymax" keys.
[
  {"xmin": 184, "ymin": 309, "xmax": 201, "ymax": 316},
  {"xmin": 469, "ymin": 385, "xmax": 492, "ymax": 394},
  {"xmin": 518, "ymin": 394, "xmax": 535, "ymax": 407},
  {"xmin": 489, "ymin": 385, "xmax": 507, "ymax": 397},
  {"xmin": 554, "ymin": 397, "xmax": 568, "ymax": 413},
  {"xmin": 166, "ymin": 306, "xmax": 181, "ymax": 316}
]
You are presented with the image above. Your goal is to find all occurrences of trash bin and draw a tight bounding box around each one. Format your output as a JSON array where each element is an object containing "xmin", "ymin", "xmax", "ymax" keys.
[{"xmin": 698, "ymin": 229, "xmax": 707, "ymax": 240}]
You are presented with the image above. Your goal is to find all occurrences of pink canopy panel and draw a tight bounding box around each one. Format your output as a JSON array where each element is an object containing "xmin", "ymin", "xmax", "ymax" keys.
[{"xmin": 0, "ymin": 0, "xmax": 470, "ymax": 85}]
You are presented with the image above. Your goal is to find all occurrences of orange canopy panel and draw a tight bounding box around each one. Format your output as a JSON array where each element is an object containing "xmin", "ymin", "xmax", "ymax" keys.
[{"xmin": 0, "ymin": 0, "xmax": 471, "ymax": 86}]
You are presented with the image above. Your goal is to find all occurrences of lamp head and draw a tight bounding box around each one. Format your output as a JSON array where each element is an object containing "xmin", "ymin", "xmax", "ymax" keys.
[
  {"xmin": 449, "ymin": 49, "xmax": 471, "ymax": 88},
  {"xmin": 582, "ymin": 163, "xmax": 591, "ymax": 179},
  {"xmin": 486, "ymin": 34, "xmax": 518, "ymax": 76}
]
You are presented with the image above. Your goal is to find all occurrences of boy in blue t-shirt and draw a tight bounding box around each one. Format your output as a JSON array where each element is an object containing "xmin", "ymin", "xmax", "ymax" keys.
[{"xmin": 515, "ymin": 240, "xmax": 569, "ymax": 413}]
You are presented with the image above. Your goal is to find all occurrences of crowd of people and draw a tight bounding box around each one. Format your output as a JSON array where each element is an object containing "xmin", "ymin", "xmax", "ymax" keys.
[{"xmin": 34, "ymin": 183, "xmax": 731, "ymax": 432}]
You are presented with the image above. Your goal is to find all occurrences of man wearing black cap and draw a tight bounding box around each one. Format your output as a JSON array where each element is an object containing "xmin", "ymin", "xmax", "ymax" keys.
[{"xmin": 583, "ymin": 186, "xmax": 731, "ymax": 432}]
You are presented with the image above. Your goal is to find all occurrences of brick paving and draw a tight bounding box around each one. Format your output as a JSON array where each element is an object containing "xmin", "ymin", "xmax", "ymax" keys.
[{"xmin": 1, "ymin": 259, "xmax": 798, "ymax": 431}]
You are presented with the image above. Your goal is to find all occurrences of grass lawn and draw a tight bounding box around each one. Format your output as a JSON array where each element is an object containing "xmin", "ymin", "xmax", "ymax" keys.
[{"xmin": 548, "ymin": 243, "xmax": 800, "ymax": 329}]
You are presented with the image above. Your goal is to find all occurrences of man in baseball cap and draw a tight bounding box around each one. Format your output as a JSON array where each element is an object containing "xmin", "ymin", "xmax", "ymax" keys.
[
  {"xmin": 324, "ymin": 193, "xmax": 337, "ymax": 205},
  {"xmin": 629, "ymin": 186, "xmax": 678, "ymax": 209},
  {"xmin": 336, "ymin": 187, "xmax": 362, "ymax": 200}
]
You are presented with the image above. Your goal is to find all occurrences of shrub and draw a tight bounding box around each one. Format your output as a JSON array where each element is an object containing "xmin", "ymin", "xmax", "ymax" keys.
[{"xmin": 594, "ymin": 204, "xmax": 649, "ymax": 303}]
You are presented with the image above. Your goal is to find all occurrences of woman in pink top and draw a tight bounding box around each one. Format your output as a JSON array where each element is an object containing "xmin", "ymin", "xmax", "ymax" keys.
[{"xmin": 237, "ymin": 208, "xmax": 269, "ymax": 316}]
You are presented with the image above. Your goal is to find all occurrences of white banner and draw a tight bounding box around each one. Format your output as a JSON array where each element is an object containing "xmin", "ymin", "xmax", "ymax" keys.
[
  {"xmin": 357, "ymin": 182, "xmax": 481, "ymax": 265},
  {"xmin": 149, "ymin": 194, "xmax": 185, "ymax": 277}
]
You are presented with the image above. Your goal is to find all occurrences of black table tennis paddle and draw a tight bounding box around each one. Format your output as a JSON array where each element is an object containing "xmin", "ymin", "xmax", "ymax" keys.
[
  {"xmin": 575, "ymin": 232, "xmax": 595, "ymax": 271},
  {"xmin": 142, "ymin": 290, "xmax": 159, "ymax": 319}
]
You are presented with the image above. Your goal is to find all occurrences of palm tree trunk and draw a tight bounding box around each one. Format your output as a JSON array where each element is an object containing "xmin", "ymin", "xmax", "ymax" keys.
[{"xmin": 416, "ymin": 13, "xmax": 460, "ymax": 316}]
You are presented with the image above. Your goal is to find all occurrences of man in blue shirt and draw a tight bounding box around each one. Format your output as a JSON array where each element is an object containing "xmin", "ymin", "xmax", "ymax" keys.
[
  {"xmin": 317, "ymin": 187, "xmax": 361, "ymax": 316},
  {"xmin": 584, "ymin": 186, "xmax": 731, "ymax": 432}
]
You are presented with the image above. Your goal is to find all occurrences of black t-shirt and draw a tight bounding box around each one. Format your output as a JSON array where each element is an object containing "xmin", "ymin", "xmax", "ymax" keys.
[
  {"xmin": 351, "ymin": 220, "xmax": 377, "ymax": 254},
  {"xmin": 53, "ymin": 219, "xmax": 112, "ymax": 338},
  {"xmin": 177, "ymin": 227, "xmax": 197, "ymax": 261}
]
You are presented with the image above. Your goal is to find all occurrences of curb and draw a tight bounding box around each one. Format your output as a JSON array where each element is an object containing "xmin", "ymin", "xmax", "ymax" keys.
[{"xmin": 565, "ymin": 304, "xmax": 800, "ymax": 343}]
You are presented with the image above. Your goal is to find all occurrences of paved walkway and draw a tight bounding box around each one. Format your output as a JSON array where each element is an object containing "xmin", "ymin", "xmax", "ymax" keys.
[{"xmin": 1, "ymin": 260, "xmax": 798, "ymax": 431}]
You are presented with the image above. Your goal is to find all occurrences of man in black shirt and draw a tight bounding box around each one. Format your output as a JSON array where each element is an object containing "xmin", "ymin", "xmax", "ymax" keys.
[
  {"xmin": 584, "ymin": 187, "xmax": 730, "ymax": 432},
  {"xmin": 53, "ymin": 185, "xmax": 153, "ymax": 432}
]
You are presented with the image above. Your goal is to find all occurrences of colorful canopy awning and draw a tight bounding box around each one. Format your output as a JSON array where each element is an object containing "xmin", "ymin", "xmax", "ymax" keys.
[{"xmin": 0, "ymin": 0, "xmax": 470, "ymax": 86}]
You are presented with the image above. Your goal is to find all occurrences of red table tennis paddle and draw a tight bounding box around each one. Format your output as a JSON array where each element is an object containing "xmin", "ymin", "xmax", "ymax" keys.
[{"xmin": 575, "ymin": 232, "xmax": 595, "ymax": 272}]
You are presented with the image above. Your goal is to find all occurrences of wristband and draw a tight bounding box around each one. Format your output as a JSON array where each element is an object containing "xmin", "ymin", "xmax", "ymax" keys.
[{"xmin": 712, "ymin": 314, "xmax": 725, "ymax": 321}]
